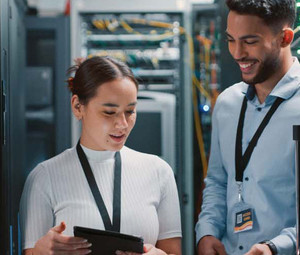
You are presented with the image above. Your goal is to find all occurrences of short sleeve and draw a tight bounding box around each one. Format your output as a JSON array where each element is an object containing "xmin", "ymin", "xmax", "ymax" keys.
[
  {"xmin": 156, "ymin": 158, "xmax": 182, "ymax": 240},
  {"xmin": 19, "ymin": 164, "xmax": 54, "ymax": 249}
]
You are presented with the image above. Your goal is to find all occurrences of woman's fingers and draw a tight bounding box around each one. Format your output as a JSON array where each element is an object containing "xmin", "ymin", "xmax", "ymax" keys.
[
  {"xmin": 115, "ymin": 250, "xmax": 141, "ymax": 255},
  {"xmin": 54, "ymin": 233, "xmax": 89, "ymax": 245},
  {"xmin": 51, "ymin": 222, "xmax": 66, "ymax": 234},
  {"xmin": 52, "ymin": 240, "xmax": 92, "ymax": 251},
  {"xmin": 48, "ymin": 249, "xmax": 91, "ymax": 255},
  {"xmin": 49, "ymin": 222, "xmax": 88, "ymax": 245}
]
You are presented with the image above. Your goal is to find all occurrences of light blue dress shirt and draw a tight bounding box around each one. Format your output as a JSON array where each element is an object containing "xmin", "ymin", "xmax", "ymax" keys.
[{"xmin": 195, "ymin": 58, "xmax": 300, "ymax": 255}]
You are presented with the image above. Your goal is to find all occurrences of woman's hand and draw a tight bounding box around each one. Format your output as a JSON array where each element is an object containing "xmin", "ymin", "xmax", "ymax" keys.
[
  {"xmin": 115, "ymin": 243, "xmax": 169, "ymax": 255},
  {"xmin": 27, "ymin": 222, "xmax": 92, "ymax": 255}
]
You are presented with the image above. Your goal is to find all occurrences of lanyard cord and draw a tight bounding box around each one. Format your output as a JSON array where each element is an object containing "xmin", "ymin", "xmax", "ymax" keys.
[
  {"xmin": 235, "ymin": 96, "xmax": 284, "ymax": 182},
  {"xmin": 76, "ymin": 141, "xmax": 121, "ymax": 232}
]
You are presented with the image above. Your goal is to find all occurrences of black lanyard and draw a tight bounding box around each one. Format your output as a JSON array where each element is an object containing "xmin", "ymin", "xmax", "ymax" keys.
[
  {"xmin": 76, "ymin": 141, "xmax": 121, "ymax": 232},
  {"xmin": 235, "ymin": 96, "xmax": 284, "ymax": 182}
]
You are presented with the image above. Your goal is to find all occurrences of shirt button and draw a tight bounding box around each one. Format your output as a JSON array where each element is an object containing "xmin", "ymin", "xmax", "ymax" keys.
[
  {"xmin": 257, "ymin": 107, "xmax": 262, "ymax": 111},
  {"xmin": 245, "ymin": 177, "xmax": 249, "ymax": 181},
  {"xmin": 239, "ymin": 246, "xmax": 244, "ymax": 250}
]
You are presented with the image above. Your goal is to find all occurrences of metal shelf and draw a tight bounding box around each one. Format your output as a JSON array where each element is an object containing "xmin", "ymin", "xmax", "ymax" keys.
[{"xmin": 86, "ymin": 33, "xmax": 176, "ymax": 42}]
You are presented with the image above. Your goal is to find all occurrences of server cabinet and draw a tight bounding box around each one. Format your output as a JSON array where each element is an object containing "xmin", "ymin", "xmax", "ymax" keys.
[
  {"xmin": 1, "ymin": 10, "xmax": 71, "ymax": 255},
  {"xmin": 1, "ymin": 0, "xmax": 26, "ymax": 254},
  {"xmin": 71, "ymin": 0, "xmax": 194, "ymax": 254},
  {"xmin": 0, "ymin": 0, "xmax": 11, "ymax": 253},
  {"xmin": 24, "ymin": 16, "xmax": 71, "ymax": 175},
  {"xmin": 292, "ymin": 0, "xmax": 300, "ymax": 59}
]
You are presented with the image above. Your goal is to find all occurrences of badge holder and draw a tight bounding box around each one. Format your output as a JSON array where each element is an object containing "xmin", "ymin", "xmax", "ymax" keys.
[{"xmin": 233, "ymin": 182, "xmax": 254, "ymax": 234}]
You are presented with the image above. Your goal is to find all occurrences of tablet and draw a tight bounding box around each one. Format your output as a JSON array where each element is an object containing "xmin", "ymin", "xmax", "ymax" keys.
[{"xmin": 74, "ymin": 226, "xmax": 144, "ymax": 254}]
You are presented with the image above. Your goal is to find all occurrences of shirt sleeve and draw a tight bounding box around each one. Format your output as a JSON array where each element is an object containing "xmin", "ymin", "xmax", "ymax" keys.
[
  {"xmin": 195, "ymin": 98, "xmax": 228, "ymax": 245},
  {"xmin": 19, "ymin": 163, "xmax": 54, "ymax": 249},
  {"xmin": 271, "ymin": 227, "xmax": 296, "ymax": 255},
  {"xmin": 156, "ymin": 158, "xmax": 182, "ymax": 240}
]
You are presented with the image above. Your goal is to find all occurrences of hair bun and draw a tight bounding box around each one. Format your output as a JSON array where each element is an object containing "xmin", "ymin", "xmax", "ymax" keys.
[{"xmin": 67, "ymin": 77, "xmax": 74, "ymax": 91}]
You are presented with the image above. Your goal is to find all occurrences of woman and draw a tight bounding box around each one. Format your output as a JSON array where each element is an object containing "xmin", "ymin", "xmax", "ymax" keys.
[{"xmin": 20, "ymin": 56, "xmax": 182, "ymax": 255}]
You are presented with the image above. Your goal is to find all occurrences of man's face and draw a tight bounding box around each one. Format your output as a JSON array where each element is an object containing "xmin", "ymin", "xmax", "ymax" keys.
[{"xmin": 226, "ymin": 11, "xmax": 282, "ymax": 86}]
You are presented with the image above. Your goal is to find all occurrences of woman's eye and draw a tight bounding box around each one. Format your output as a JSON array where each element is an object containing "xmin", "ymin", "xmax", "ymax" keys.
[
  {"xmin": 126, "ymin": 110, "xmax": 135, "ymax": 115},
  {"xmin": 104, "ymin": 111, "xmax": 115, "ymax": 115}
]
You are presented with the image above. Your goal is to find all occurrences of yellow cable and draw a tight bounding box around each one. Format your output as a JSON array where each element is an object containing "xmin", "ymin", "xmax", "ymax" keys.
[
  {"xmin": 186, "ymin": 32, "xmax": 212, "ymax": 100},
  {"xmin": 185, "ymin": 29, "xmax": 210, "ymax": 177},
  {"xmin": 148, "ymin": 20, "xmax": 173, "ymax": 29},
  {"xmin": 192, "ymin": 84, "xmax": 208, "ymax": 176},
  {"xmin": 193, "ymin": 75, "xmax": 211, "ymax": 100},
  {"xmin": 120, "ymin": 20, "xmax": 140, "ymax": 34},
  {"xmin": 120, "ymin": 20, "xmax": 177, "ymax": 41},
  {"xmin": 92, "ymin": 20, "xmax": 105, "ymax": 30},
  {"xmin": 294, "ymin": 26, "xmax": 300, "ymax": 34}
]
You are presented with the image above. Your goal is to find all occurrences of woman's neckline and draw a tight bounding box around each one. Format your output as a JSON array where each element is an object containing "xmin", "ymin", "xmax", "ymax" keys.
[{"xmin": 80, "ymin": 144, "xmax": 116, "ymax": 162}]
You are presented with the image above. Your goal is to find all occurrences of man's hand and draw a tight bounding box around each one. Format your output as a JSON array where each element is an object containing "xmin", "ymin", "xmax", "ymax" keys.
[
  {"xmin": 197, "ymin": 235, "xmax": 226, "ymax": 255},
  {"xmin": 244, "ymin": 244, "xmax": 272, "ymax": 255}
]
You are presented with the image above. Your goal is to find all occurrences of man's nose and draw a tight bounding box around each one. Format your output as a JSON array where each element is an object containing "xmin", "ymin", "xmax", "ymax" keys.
[{"xmin": 231, "ymin": 42, "xmax": 247, "ymax": 61}]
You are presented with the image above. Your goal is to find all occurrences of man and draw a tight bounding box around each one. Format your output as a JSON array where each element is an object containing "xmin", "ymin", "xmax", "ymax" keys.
[{"xmin": 195, "ymin": 0, "xmax": 300, "ymax": 254}]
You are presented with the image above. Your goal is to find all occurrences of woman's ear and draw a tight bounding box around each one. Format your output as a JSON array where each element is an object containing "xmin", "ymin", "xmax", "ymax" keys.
[
  {"xmin": 281, "ymin": 28, "xmax": 294, "ymax": 47},
  {"xmin": 71, "ymin": 95, "xmax": 83, "ymax": 120}
]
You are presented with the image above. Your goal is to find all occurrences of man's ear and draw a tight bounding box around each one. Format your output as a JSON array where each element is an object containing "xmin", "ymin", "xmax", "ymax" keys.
[
  {"xmin": 281, "ymin": 28, "xmax": 294, "ymax": 47},
  {"xmin": 71, "ymin": 95, "xmax": 83, "ymax": 120}
]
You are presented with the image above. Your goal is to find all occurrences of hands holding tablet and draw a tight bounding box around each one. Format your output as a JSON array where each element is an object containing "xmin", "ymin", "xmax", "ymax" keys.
[{"xmin": 27, "ymin": 223, "xmax": 171, "ymax": 255}]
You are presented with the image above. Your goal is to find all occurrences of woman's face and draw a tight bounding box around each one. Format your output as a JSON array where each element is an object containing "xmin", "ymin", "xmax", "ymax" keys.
[{"xmin": 73, "ymin": 78, "xmax": 137, "ymax": 151}]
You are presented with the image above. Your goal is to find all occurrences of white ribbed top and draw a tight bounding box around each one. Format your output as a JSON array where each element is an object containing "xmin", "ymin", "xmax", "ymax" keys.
[{"xmin": 20, "ymin": 145, "xmax": 181, "ymax": 249}]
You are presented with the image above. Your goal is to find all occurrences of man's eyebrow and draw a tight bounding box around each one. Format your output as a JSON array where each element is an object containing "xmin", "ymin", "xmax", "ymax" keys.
[
  {"xmin": 225, "ymin": 31, "xmax": 234, "ymax": 39},
  {"xmin": 225, "ymin": 31, "xmax": 260, "ymax": 40}
]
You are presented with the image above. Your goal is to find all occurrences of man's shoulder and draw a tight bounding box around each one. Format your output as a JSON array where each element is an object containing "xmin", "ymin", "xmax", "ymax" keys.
[
  {"xmin": 219, "ymin": 81, "xmax": 246, "ymax": 99},
  {"xmin": 215, "ymin": 81, "xmax": 246, "ymax": 107}
]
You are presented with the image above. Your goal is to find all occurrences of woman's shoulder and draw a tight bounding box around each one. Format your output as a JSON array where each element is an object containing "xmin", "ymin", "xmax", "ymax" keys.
[
  {"xmin": 121, "ymin": 146, "xmax": 174, "ymax": 175},
  {"xmin": 41, "ymin": 146, "xmax": 77, "ymax": 166},
  {"xmin": 29, "ymin": 146, "xmax": 77, "ymax": 178},
  {"xmin": 121, "ymin": 146, "xmax": 165, "ymax": 163}
]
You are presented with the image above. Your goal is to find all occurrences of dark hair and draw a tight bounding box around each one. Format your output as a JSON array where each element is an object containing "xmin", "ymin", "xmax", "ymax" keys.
[
  {"xmin": 67, "ymin": 56, "xmax": 139, "ymax": 105},
  {"xmin": 226, "ymin": 0, "xmax": 296, "ymax": 33}
]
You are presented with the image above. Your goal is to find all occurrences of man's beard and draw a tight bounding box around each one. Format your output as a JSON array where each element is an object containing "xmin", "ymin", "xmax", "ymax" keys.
[{"xmin": 241, "ymin": 49, "xmax": 281, "ymax": 86}]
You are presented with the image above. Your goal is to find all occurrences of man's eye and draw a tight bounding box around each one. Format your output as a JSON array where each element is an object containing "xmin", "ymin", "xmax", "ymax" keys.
[
  {"xmin": 126, "ymin": 110, "xmax": 135, "ymax": 115},
  {"xmin": 226, "ymin": 38, "xmax": 234, "ymax": 43},
  {"xmin": 245, "ymin": 40, "xmax": 258, "ymax": 45}
]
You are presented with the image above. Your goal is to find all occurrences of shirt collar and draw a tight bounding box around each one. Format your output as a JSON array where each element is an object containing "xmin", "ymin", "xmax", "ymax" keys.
[{"xmin": 242, "ymin": 57, "xmax": 300, "ymax": 103}]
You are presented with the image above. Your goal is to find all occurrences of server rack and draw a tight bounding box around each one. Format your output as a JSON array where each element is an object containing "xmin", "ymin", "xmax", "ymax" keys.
[
  {"xmin": 292, "ymin": 0, "xmax": 300, "ymax": 59},
  {"xmin": 71, "ymin": 0, "xmax": 194, "ymax": 254},
  {"xmin": 0, "ymin": 0, "xmax": 10, "ymax": 253},
  {"xmin": 24, "ymin": 16, "xmax": 71, "ymax": 175},
  {"xmin": 191, "ymin": 4, "xmax": 222, "ymax": 227},
  {"xmin": 1, "ymin": 0, "xmax": 27, "ymax": 254},
  {"xmin": 78, "ymin": 12, "xmax": 182, "ymax": 171}
]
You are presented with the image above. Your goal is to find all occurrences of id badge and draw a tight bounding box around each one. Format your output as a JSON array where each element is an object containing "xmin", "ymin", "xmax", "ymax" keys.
[
  {"xmin": 233, "ymin": 182, "xmax": 254, "ymax": 233},
  {"xmin": 234, "ymin": 206, "xmax": 254, "ymax": 233}
]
